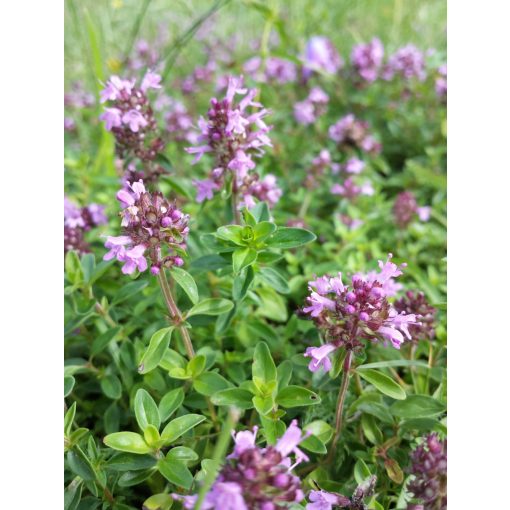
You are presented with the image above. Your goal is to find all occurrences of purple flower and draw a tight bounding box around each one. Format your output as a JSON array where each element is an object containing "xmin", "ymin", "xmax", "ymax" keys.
[
  {"xmin": 99, "ymin": 107, "xmax": 122, "ymax": 131},
  {"xmin": 307, "ymin": 490, "xmax": 349, "ymax": 510},
  {"xmin": 303, "ymin": 292, "xmax": 336, "ymax": 317},
  {"xmin": 230, "ymin": 426, "xmax": 258, "ymax": 458},
  {"xmin": 104, "ymin": 180, "xmax": 190, "ymax": 275},
  {"xmin": 328, "ymin": 114, "xmax": 380, "ymax": 154},
  {"xmin": 100, "ymin": 76, "xmax": 135, "ymax": 103},
  {"xmin": 417, "ymin": 206, "xmax": 431, "ymax": 221},
  {"xmin": 276, "ymin": 420, "xmax": 309, "ymax": 468},
  {"xmin": 203, "ymin": 482, "xmax": 248, "ymax": 510},
  {"xmin": 435, "ymin": 64, "xmax": 447, "ymax": 99},
  {"xmin": 140, "ymin": 70, "xmax": 162, "ymax": 93},
  {"xmin": 383, "ymin": 45, "xmax": 426, "ymax": 81},
  {"xmin": 186, "ymin": 75, "xmax": 272, "ymax": 205},
  {"xmin": 304, "ymin": 344, "xmax": 336, "ymax": 373},
  {"xmin": 351, "ymin": 38, "xmax": 384, "ymax": 82},
  {"xmin": 64, "ymin": 197, "xmax": 85, "ymax": 229},
  {"xmin": 394, "ymin": 291, "xmax": 437, "ymax": 342},
  {"xmin": 193, "ymin": 179, "xmax": 220, "ymax": 203},
  {"xmin": 303, "ymin": 36, "xmax": 343, "ymax": 77},
  {"xmin": 294, "ymin": 87, "xmax": 329, "ymax": 125},
  {"xmin": 344, "ymin": 158, "xmax": 365, "ymax": 174},
  {"xmin": 120, "ymin": 244, "xmax": 148, "ymax": 274},
  {"xmin": 393, "ymin": 192, "xmax": 431, "ymax": 228},
  {"xmin": 301, "ymin": 255, "xmax": 418, "ymax": 356},
  {"xmin": 122, "ymin": 109, "xmax": 148, "ymax": 132}
]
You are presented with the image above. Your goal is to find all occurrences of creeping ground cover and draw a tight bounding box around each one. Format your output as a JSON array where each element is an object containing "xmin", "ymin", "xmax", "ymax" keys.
[{"xmin": 64, "ymin": 1, "xmax": 446, "ymax": 509}]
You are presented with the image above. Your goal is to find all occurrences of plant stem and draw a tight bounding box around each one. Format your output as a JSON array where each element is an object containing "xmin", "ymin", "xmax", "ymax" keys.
[
  {"xmin": 329, "ymin": 350, "xmax": 353, "ymax": 461},
  {"xmin": 157, "ymin": 269, "xmax": 195, "ymax": 359},
  {"xmin": 298, "ymin": 191, "xmax": 312, "ymax": 220}
]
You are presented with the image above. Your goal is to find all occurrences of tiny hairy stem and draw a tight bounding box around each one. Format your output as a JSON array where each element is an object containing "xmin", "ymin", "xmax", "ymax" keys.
[
  {"xmin": 328, "ymin": 350, "xmax": 354, "ymax": 461},
  {"xmin": 157, "ymin": 269, "xmax": 195, "ymax": 359},
  {"xmin": 231, "ymin": 188, "xmax": 241, "ymax": 224}
]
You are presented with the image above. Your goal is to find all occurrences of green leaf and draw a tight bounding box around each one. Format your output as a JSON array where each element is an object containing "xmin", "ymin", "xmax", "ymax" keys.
[
  {"xmin": 64, "ymin": 481, "xmax": 82, "ymax": 510},
  {"xmin": 216, "ymin": 225, "xmax": 246, "ymax": 245},
  {"xmin": 300, "ymin": 434, "xmax": 327, "ymax": 454},
  {"xmin": 112, "ymin": 280, "xmax": 149, "ymax": 305},
  {"xmin": 391, "ymin": 395, "xmax": 446, "ymax": 419},
  {"xmin": 187, "ymin": 298, "xmax": 234, "ymax": 317},
  {"xmin": 118, "ymin": 469, "xmax": 154, "ymax": 487},
  {"xmin": 357, "ymin": 369, "xmax": 406, "ymax": 400},
  {"xmin": 252, "ymin": 342, "xmax": 277, "ymax": 387},
  {"xmin": 64, "ymin": 402, "xmax": 77, "ymax": 437},
  {"xmin": 193, "ymin": 372, "xmax": 233, "ymax": 396},
  {"xmin": 100, "ymin": 375, "xmax": 122, "ymax": 400},
  {"xmin": 170, "ymin": 267, "xmax": 199, "ymax": 304},
  {"xmin": 232, "ymin": 266, "xmax": 254, "ymax": 301},
  {"xmin": 210, "ymin": 388, "xmax": 254, "ymax": 409},
  {"xmin": 144, "ymin": 424, "xmax": 161, "ymax": 446},
  {"xmin": 67, "ymin": 448, "xmax": 96, "ymax": 481},
  {"xmin": 187, "ymin": 354, "xmax": 206, "ymax": 377},
  {"xmin": 158, "ymin": 457, "xmax": 194, "ymax": 489},
  {"xmin": 255, "ymin": 287, "xmax": 288, "ymax": 322},
  {"xmin": 252, "ymin": 395, "xmax": 274, "ymax": 415},
  {"xmin": 91, "ymin": 327, "xmax": 121, "ymax": 356},
  {"xmin": 138, "ymin": 327, "xmax": 173, "ymax": 374},
  {"xmin": 65, "ymin": 250, "xmax": 83, "ymax": 285},
  {"xmin": 258, "ymin": 267, "xmax": 290, "ymax": 294},
  {"xmin": 64, "ymin": 376, "xmax": 75, "ymax": 397},
  {"xmin": 276, "ymin": 360, "xmax": 293, "ymax": 390},
  {"xmin": 250, "ymin": 202, "xmax": 270, "ymax": 222},
  {"xmin": 158, "ymin": 388, "xmax": 185, "ymax": 422},
  {"xmin": 81, "ymin": 253, "xmax": 96, "ymax": 283},
  {"xmin": 232, "ymin": 247, "xmax": 258, "ymax": 273},
  {"xmin": 265, "ymin": 227, "xmax": 316, "ymax": 249},
  {"xmin": 399, "ymin": 418, "xmax": 447, "ymax": 435},
  {"xmin": 361, "ymin": 414, "xmax": 383, "ymax": 444},
  {"xmin": 107, "ymin": 453, "xmax": 157, "ymax": 471},
  {"xmin": 354, "ymin": 459, "xmax": 372, "ymax": 485},
  {"xmin": 161, "ymin": 414, "xmax": 206, "ymax": 444},
  {"xmin": 167, "ymin": 446, "xmax": 199, "ymax": 462},
  {"xmin": 142, "ymin": 493, "xmax": 173, "ymax": 510},
  {"xmin": 253, "ymin": 221, "xmax": 277, "ymax": 241},
  {"xmin": 276, "ymin": 385, "xmax": 321, "ymax": 408},
  {"xmin": 104, "ymin": 432, "xmax": 152, "ymax": 454},
  {"xmin": 134, "ymin": 389, "xmax": 161, "ymax": 432},
  {"xmin": 304, "ymin": 420, "xmax": 333, "ymax": 444}
]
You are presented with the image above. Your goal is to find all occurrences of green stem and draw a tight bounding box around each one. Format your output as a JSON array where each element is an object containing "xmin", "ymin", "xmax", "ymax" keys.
[
  {"xmin": 194, "ymin": 409, "xmax": 239, "ymax": 510},
  {"xmin": 329, "ymin": 350, "xmax": 353, "ymax": 461},
  {"xmin": 157, "ymin": 269, "xmax": 195, "ymax": 359}
]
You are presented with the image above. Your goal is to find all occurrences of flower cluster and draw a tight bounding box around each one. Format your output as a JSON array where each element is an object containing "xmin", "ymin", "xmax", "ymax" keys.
[
  {"xmin": 294, "ymin": 87, "xmax": 329, "ymax": 125},
  {"xmin": 244, "ymin": 56, "xmax": 297, "ymax": 84},
  {"xmin": 186, "ymin": 75, "xmax": 278, "ymax": 209},
  {"xmin": 392, "ymin": 191, "xmax": 431, "ymax": 229},
  {"xmin": 383, "ymin": 45, "xmax": 426, "ymax": 82},
  {"xmin": 351, "ymin": 38, "xmax": 384, "ymax": 83},
  {"xmin": 181, "ymin": 59, "xmax": 217, "ymax": 95},
  {"xmin": 127, "ymin": 39, "xmax": 160, "ymax": 72},
  {"xmin": 302, "ymin": 255, "xmax": 418, "ymax": 372},
  {"xmin": 435, "ymin": 64, "xmax": 447, "ymax": 100},
  {"xmin": 330, "ymin": 157, "xmax": 373, "ymax": 201},
  {"xmin": 103, "ymin": 180, "xmax": 189, "ymax": 275},
  {"xmin": 328, "ymin": 114, "xmax": 381, "ymax": 154},
  {"xmin": 302, "ymin": 36, "xmax": 343, "ymax": 78},
  {"xmin": 407, "ymin": 434, "xmax": 447, "ymax": 510},
  {"xmin": 394, "ymin": 291, "xmax": 437, "ymax": 342},
  {"xmin": 99, "ymin": 72, "xmax": 163, "ymax": 162},
  {"xmin": 64, "ymin": 196, "xmax": 107, "ymax": 255},
  {"xmin": 173, "ymin": 422, "xmax": 307, "ymax": 509},
  {"xmin": 304, "ymin": 149, "xmax": 339, "ymax": 189},
  {"xmin": 154, "ymin": 94, "xmax": 197, "ymax": 143},
  {"xmin": 307, "ymin": 476, "xmax": 377, "ymax": 510}
]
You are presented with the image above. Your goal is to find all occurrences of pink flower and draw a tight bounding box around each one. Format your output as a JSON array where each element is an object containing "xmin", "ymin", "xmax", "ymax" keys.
[
  {"xmin": 304, "ymin": 344, "xmax": 336, "ymax": 372},
  {"xmin": 303, "ymin": 292, "xmax": 336, "ymax": 317},
  {"xmin": 344, "ymin": 158, "xmax": 365, "ymax": 174},
  {"xmin": 193, "ymin": 179, "xmax": 220, "ymax": 202},
  {"xmin": 100, "ymin": 76, "xmax": 135, "ymax": 103},
  {"xmin": 103, "ymin": 235, "xmax": 131, "ymax": 261},
  {"xmin": 229, "ymin": 426, "xmax": 258, "ymax": 458},
  {"xmin": 417, "ymin": 206, "xmax": 431, "ymax": 221},
  {"xmin": 276, "ymin": 420, "xmax": 309, "ymax": 468},
  {"xmin": 99, "ymin": 108, "xmax": 122, "ymax": 130},
  {"xmin": 122, "ymin": 109, "xmax": 148, "ymax": 132},
  {"xmin": 307, "ymin": 490, "xmax": 349, "ymax": 510},
  {"xmin": 121, "ymin": 244, "xmax": 148, "ymax": 274},
  {"xmin": 303, "ymin": 36, "xmax": 343, "ymax": 77},
  {"xmin": 140, "ymin": 71, "xmax": 162, "ymax": 92}
]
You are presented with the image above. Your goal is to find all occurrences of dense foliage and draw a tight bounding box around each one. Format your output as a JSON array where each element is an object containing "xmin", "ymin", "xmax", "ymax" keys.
[{"xmin": 64, "ymin": 2, "xmax": 446, "ymax": 509}]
